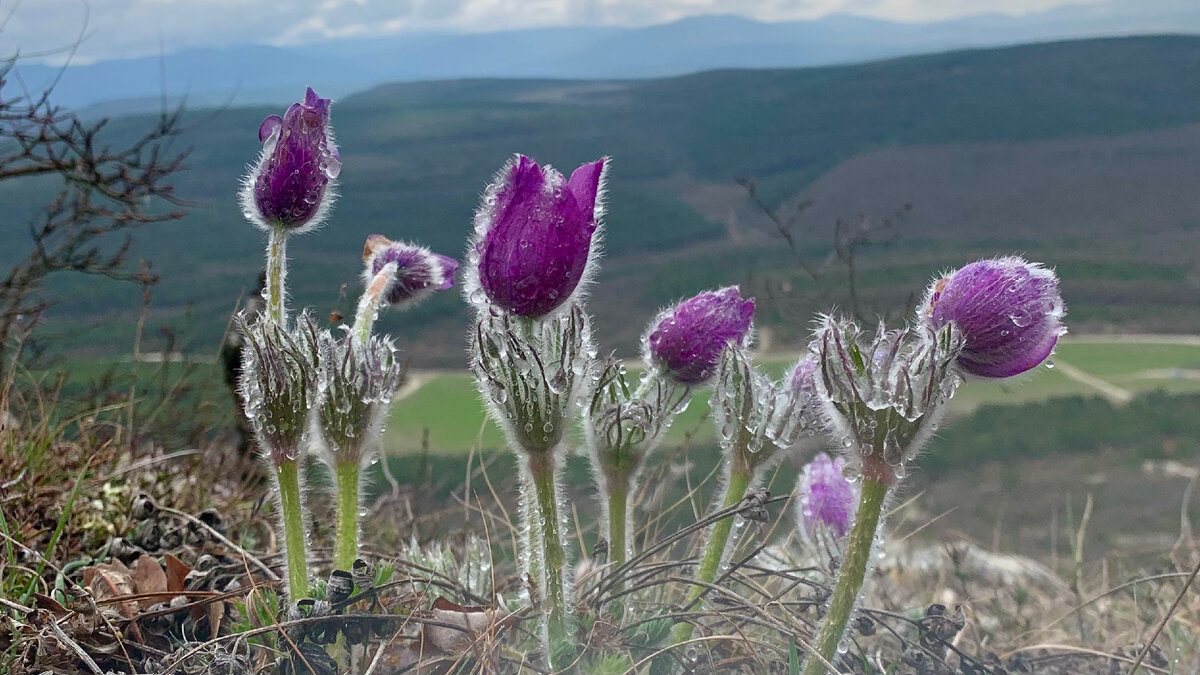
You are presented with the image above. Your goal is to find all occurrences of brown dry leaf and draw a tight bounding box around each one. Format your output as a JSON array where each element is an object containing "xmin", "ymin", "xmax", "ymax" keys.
[
  {"xmin": 421, "ymin": 597, "xmax": 515, "ymax": 654},
  {"xmin": 31, "ymin": 593, "xmax": 70, "ymax": 620},
  {"xmin": 130, "ymin": 554, "xmax": 168, "ymax": 609},
  {"xmin": 163, "ymin": 553, "xmax": 190, "ymax": 593},
  {"xmin": 81, "ymin": 558, "xmax": 146, "ymax": 643},
  {"xmin": 207, "ymin": 599, "xmax": 225, "ymax": 636},
  {"xmin": 83, "ymin": 559, "xmax": 134, "ymax": 610}
]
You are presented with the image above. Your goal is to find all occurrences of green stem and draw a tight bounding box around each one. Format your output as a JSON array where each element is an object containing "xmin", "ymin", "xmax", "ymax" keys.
[
  {"xmin": 265, "ymin": 224, "xmax": 288, "ymax": 327},
  {"xmin": 528, "ymin": 452, "xmax": 575, "ymax": 668},
  {"xmin": 608, "ymin": 483, "xmax": 628, "ymax": 568},
  {"xmin": 352, "ymin": 264, "xmax": 394, "ymax": 345},
  {"xmin": 276, "ymin": 460, "xmax": 308, "ymax": 599},
  {"xmin": 334, "ymin": 460, "xmax": 360, "ymax": 571},
  {"xmin": 802, "ymin": 475, "xmax": 889, "ymax": 675},
  {"xmin": 671, "ymin": 468, "xmax": 752, "ymax": 645}
]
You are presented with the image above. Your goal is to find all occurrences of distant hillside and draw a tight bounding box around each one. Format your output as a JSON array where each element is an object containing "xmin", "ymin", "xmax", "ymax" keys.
[{"xmin": 4, "ymin": 36, "xmax": 1199, "ymax": 366}]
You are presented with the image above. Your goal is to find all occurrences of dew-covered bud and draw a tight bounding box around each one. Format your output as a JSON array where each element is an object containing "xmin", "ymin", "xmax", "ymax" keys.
[
  {"xmin": 362, "ymin": 235, "xmax": 458, "ymax": 309},
  {"xmin": 812, "ymin": 316, "xmax": 963, "ymax": 480},
  {"xmin": 923, "ymin": 257, "xmax": 1065, "ymax": 378},
  {"xmin": 237, "ymin": 312, "xmax": 324, "ymax": 465},
  {"xmin": 241, "ymin": 87, "xmax": 340, "ymax": 233},
  {"xmin": 468, "ymin": 154, "xmax": 606, "ymax": 318},
  {"xmin": 795, "ymin": 453, "xmax": 858, "ymax": 539},
  {"xmin": 644, "ymin": 286, "xmax": 755, "ymax": 386},
  {"xmin": 315, "ymin": 330, "xmax": 406, "ymax": 467}
]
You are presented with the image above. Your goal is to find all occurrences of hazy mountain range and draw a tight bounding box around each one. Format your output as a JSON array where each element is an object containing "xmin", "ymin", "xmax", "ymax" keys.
[{"xmin": 9, "ymin": 4, "xmax": 1200, "ymax": 115}]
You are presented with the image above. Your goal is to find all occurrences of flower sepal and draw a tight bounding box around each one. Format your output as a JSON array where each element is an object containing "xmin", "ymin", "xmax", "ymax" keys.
[{"xmin": 471, "ymin": 303, "xmax": 593, "ymax": 454}]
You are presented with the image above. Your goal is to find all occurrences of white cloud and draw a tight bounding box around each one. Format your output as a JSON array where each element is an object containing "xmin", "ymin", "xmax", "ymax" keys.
[{"xmin": 0, "ymin": 0, "xmax": 1166, "ymax": 65}]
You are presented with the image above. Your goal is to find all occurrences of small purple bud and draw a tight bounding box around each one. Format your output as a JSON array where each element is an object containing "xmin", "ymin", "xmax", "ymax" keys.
[
  {"xmin": 472, "ymin": 154, "xmax": 606, "ymax": 317},
  {"xmin": 795, "ymin": 452, "xmax": 858, "ymax": 538},
  {"xmin": 924, "ymin": 256, "xmax": 1065, "ymax": 378},
  {"xmin": 788, "ymin": 354, "xmax": 818, "ymax": 397},
  {"xmin": 241, "ymin": 87, "xmax": 340, "ymax": 233},
  {"xmin": 643, "ymin": 286, "xmax": 755, "ymax": 385},
  {"xmin": 362, "ymin": 235, "xmax": 458, "ymax": 309}
]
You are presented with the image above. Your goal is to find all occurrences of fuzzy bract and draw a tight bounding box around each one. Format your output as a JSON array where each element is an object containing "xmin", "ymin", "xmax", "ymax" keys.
[
  {"xmin": 923, "ymin": 256, "xmax": 1065, "ymax": 378},
  {"xmin": 315, "ymin": 331, "xmax": 405, "ymax": 466},
  {"xmin": 645, "ymin": 286, "xmax": 755, "ymax": 385},
  {"xmin": 237, "ymin": 312, "xmax": 324, "ymax": 465},
  {"xmin": 468, "ymin": 154, "xmax": 606, "ymax": 318},
  {"xmin": 710, "ymin": 346, "xmax": 813, "ymax": 475},
  {"xmin": 362, "ymin": 234, "xmax": 458, "ymax": 309},
  {"xmin": 795, "ymin": 453, "xmax": 858, "ymax": 538},
  {"xmin": 812, "ymin": 316, "xmax": 964, "ymax": 477},
  {"xmin": 470, "ymin": 303, "xmax": 594, "ymax": 454},
  {"xmin": 241, "ymin": 87, "xmax": 340, "ymax": 233}
]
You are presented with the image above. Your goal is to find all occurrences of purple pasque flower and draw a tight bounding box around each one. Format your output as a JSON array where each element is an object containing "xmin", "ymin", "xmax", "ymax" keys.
[
  {"xmin": 923, "ymin": 256, "xmax": 1065, "ymax": 378},
  {"xmin": 470, "ymin": 154, "xmax": 606, "ymax": 317},
  {"xmin": 644, "ymin": 286, "xmax": 755, "ymax": 385},
  {"xmin": 795, "ymin": 452, "xmax": 858, "ymax": 538},
  {"xmin": 241, "ymin": 87, "xmax": 341, "ymax": 233},
  {"xmin": 362, "ymin": 234, "xmax": 458, "ymax": 309}
]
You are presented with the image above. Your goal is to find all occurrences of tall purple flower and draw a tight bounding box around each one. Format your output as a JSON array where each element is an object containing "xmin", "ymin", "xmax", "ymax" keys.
[
  {"xmin": 923, "ymin": 257, "xmax": 1065, "ymax": 378},
  {"xmin": 241, "ymin": 87, "xmax": 341, "ymax": 233},
  {"xmin": 469, "ymin": 154, "xmax": 606, "ymax": 317},
  {"xmin": 795, "ymin": 453, "xmax": 858, "ymax": 538},
  {"xmin": 644, "ymin": 286, "xmax": 755, "ymax": 385},
  {"xmin": 362, "ymin": 234, "xmax": 458, "ymax": 309}
]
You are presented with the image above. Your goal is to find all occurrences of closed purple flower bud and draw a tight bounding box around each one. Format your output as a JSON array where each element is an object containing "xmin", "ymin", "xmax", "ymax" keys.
[
  {"xmin": 241, "ymin": 87, "xmax": 341, "ymax": 233},
  {"xmin": 643, "ymin": 286, "xmax": 755, "ymax": 385},
  {"xmin": 795, "ymin": 453, "xmax": 858, "ymax": 538},
  {"xmin": 789, "ymin": 355, "xmax": 818, "ymax": 397},
  {"xmin": 470, "ymin": 154, "xmax": 606, "ymax": 317},
  {"xmin": 362, "ymin": 234, "xmax": 458, "ymax": 309},
  {"xmin": 924, "ymin": 256, "xmax": 1065, "ymax": 378}
]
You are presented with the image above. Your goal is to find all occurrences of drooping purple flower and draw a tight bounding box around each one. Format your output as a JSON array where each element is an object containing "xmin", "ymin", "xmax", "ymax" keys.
[
  {"xmin": 241, "ymin": 87, "xmax": 341, "ymax": 233},
  {"xmin": 795, "ymin": 453, "xmax": 858, "ymax": 538},
  {"xmin": 471, "ymin": 154, "xmax": 606, "ymax": 317},
  {"xmin": 924, "ymin": 257, "xmax": 1065, "ymax": 378},
  {"xmin": 643, "ymin": 286, "xmax": 755, "ymax": 385},
  {"xmin": 362, "ymin": 234, "xmax": 458, "ymax": 309}
]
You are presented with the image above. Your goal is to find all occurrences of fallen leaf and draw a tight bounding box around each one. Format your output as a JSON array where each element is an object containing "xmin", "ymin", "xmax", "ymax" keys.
[
  {"xmin": 163, "ymin": 553, "xmax": 191, "ymax": 593},
  {"xmin": 130, "ymin": 554, "xmax": 168, "ymax": 609}
]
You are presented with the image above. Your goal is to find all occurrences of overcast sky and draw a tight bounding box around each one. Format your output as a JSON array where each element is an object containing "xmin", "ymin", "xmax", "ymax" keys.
[{"xmin": 0, "ymin": 0, "xmax": 1179, "ymax": 65}]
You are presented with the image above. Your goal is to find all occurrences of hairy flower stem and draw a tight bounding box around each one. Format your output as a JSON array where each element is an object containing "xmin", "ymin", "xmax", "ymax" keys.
[
  {"xmin": 527, "ymin": 451, "xmax": 575, "ymax": 668},
  {"xmin": 265, "ymin": 224, "xmax": 288, "ymax": 326},
  {"xmin": 334, "ymin": 460, "xmax": 360, "ymax": 571},
  {"xmin": 670, "ymin": 467, "xmax": 752, "ymax": 645},
  {"xmin": 275, "ymin": 459, "xmax": 308, "ymax": 598},
  {"xmin": 608, "ymin": 482, "xmax": 629, "ymax": 568},
  {"xmin": 353, "ymin": 263, "xmax": 396, "ymax": 345},
  {"xmin": 802, "ymin": 460, "xmax": 891, "ymax": 675}
]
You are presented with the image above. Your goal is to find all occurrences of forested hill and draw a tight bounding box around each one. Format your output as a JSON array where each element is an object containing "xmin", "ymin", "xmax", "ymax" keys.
[{"xmin": 5, "ymin": 35, "xmax": 1200, "ymax": 364}]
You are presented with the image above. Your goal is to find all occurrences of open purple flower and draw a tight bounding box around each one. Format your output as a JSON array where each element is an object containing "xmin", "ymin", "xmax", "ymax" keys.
[
  {"xmin": 924, "ymin": 257, "xmax": 1064, "ymax": 378},
  {"xmin": 471, "ymin": 154, "xmax": 605, "ymax": 317},
  {"xmin": 241, "ymin": 87, "xmax": 341, "ymax": 233},
  {"xmin": 644, "ymin": 286, "xmax": 754, "ymax": 385},
  {"xmin": 795, "ymin": 452, "xmax": 858, "ymax": 538},
  {"xmin": 362, "ymin": 234, "xmax": 458, "ymax": 309}
]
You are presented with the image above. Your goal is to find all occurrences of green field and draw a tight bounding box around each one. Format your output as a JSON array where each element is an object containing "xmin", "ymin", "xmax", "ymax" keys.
[{"xmin": 382, "ymin": 337, "xmax": 1200, "ymax": 456}]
